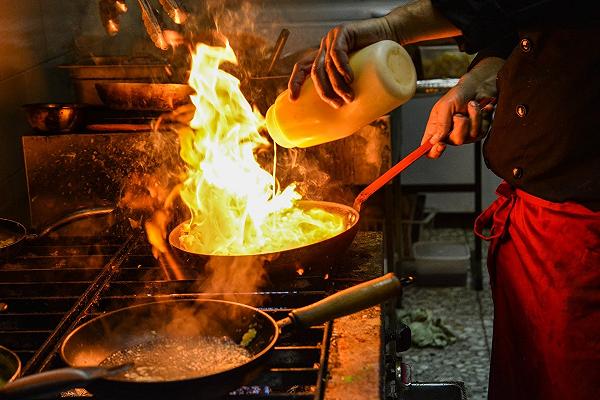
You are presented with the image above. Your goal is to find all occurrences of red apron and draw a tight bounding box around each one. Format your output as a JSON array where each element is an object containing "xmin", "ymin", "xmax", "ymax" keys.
[{"xmin": 474, "ymin": 182, "xmax": 600, "ymax": 400}]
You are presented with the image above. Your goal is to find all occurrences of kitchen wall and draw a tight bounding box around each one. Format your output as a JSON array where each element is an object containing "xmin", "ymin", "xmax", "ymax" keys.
[
  {"xmin": 0, "ymin": 1, "xmax": 149, "ymax": 222},
  {"xmin": 254, "ymin": 0, "xmax": 405, "ymax": 53}
]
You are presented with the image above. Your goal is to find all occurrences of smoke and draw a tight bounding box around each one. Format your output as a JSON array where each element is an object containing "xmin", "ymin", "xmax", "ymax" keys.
[
  {"xmin": 195, "ymin": 255, "xmax": 272, "ymax": 307},
  {"xmin": 115, "ymin": 0, "xmax": 373, "ymax": 299}
]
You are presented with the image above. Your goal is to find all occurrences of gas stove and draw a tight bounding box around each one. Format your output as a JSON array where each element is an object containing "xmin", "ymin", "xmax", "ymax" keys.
[
  {"xmin": 0, "ymin": 225, "xmax": 394, "ymax": 399},
  {"xmin": 11, "ymin": 124, "xmax": 466, "ymax": 399}
]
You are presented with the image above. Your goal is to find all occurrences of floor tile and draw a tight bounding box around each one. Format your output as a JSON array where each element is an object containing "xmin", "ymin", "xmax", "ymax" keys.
[{"xmin": 399, "ymin": 228, "xmax": 493, "ymax": 400}]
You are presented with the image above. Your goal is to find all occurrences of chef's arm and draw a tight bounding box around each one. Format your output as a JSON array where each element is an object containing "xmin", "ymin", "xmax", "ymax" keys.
[
  {"xmin": 421, "ymin": 56, "xmax": 505, "ymax": 158},
  {"xmin": 289, "ymin": 0, "xmax": 567, "ymax": 107},
  {"xmin": 288, "ymin": 0, "xmax": 460, "ymax": 107},
  {"xmin": 418, "ymin": 30, "xmax": 517, "ymax": 158}
]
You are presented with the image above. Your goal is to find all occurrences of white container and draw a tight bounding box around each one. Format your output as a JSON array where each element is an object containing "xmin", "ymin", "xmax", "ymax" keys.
[
  {"xmin": 412, "ymin": 241, "xmax": 470, "ymax": 278},
  {"xmin": 266, "ymin": 40, "xmax": 416, "ymax": 148}
]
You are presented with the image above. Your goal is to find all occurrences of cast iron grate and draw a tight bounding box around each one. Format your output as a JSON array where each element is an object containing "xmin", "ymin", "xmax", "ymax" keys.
[{"xmin": 0, "ymin": 232, "xmax": 333, "ymax": 399}]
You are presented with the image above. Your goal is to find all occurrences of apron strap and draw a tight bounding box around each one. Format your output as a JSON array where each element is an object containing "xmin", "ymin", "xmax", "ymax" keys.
[{"xmin": 474, "ymin": 182, "xmax": 517, "ymax": 241}]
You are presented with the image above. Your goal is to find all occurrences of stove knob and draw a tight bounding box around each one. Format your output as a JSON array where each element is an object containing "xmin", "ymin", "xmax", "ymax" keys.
[{"xmin": 387, "ymin": 322, "xmax": 412, "ymax": 352}]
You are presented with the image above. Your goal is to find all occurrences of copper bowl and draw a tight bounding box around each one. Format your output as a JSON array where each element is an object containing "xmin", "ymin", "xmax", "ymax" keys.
[{"xmin": 22, "ymin": 103, "xmax": 87, "ymax": 133}]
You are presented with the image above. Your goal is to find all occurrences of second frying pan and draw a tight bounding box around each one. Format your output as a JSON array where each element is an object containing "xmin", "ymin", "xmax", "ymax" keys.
[
  {"xmin": 0, "ymin": 273, "xmax": 410, "ymax": 399},
  {"xmin": 0, "ymin": 208, "xmax": 115, "ymax": 261}
]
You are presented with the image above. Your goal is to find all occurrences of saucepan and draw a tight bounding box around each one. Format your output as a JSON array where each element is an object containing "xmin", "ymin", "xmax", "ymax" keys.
[
  {"xmin": 0, "ymin": 272, "xmax": 411, "ymax": 399},
  {"xmin": 0, "ymin": 208, "xmax": 115, "ymax": 261},
  {"xmin": 168, "ymin": 142, "xmax": 434, "ymax": 272}
]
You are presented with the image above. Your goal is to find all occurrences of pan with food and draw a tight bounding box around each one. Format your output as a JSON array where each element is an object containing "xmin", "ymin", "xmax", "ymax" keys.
[
  {"xmin": 168, "ymin": 142, "xmax": 434, "ymax": 274},
  {"xmin": 0, "ymin": 273, "xmax": 411, "ymax": 399}
]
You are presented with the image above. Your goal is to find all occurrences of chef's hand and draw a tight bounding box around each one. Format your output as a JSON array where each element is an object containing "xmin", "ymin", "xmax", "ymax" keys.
[
  {"xmin": 288, "ymin": 0, "xmax": 460, "ymax": 108},
  {"xmin": 288, "ymin": 19, "xmax": 390, "ymax": 108},
  {"xmin": 421, "ymin": 57, "xmax": 505, "ymax": 158}
]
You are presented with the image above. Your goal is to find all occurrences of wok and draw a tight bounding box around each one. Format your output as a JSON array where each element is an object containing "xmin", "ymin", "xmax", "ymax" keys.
[
  {"xmin": 0, "ymin": 273, "xmax": 410, "ymax": 399},
  {"xmin": 0, "ymin": 208, "xmax": 114, "ymax": 261},
  {"xmin": 169, "ymin": 142, "xmax": 433, "ymax": 274}
]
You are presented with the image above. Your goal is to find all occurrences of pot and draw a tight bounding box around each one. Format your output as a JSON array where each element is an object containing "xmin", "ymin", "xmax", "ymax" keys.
[
  {"xmin": 168, "ymin": 142, "xmax": 433, "ymax": 274},
  {"xmin": 0, "ymin": 273, "xmax": 410, "ymax": 399}
]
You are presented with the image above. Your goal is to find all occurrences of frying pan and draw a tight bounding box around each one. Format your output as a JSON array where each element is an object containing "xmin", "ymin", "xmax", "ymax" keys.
[
  {"xmin": 95, "ymin": 82, "xmax": 194, "ymax": 111},
  {"xmin": 168, "ymin": 142, "xmax": 434, "ymax": 273},
  {"xmin": 0, "ymin": 272, "xmax": 410, "ymax": 399},
  {"xmin": 0, "ymin": 208, "xmax": 115, "ymax": 261},
  {"xmin": 0, "ymin": 346, "xmax": 20, "ymax": 387}
]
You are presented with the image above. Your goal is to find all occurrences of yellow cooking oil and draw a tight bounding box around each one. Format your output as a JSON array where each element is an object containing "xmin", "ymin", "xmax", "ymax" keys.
[{"xmin": 266, "ymin": 40, "xmax": 417, "ymax": 148}]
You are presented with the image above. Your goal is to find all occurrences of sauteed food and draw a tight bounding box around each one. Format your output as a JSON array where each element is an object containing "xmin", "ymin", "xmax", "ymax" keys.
[
  {"xmin": 178, "ymin": 205, "xmax": 347, "ymax": 255},
  {"xmin": 0, "ymin": 238, "xmax": 16, "ymax": 249},
  {"xmin": 174, "ymin": 42, "xmax": 348, "ymax": 257},
  {"xmin": 0, "ymin": 226, "xmax": 18, "ymax": 249},
  {"xmin": 100, "ymin": 335, "xmax": 252, "ymax": 381}
]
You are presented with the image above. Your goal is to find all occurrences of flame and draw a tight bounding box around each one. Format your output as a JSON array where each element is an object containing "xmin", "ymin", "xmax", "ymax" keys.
[{"xmin": 177, "ymin": 41, "xmax": 345, "ymax": 255}]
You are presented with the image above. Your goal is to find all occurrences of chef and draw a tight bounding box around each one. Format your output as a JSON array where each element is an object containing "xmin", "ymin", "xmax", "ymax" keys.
[{"xmin": 288, "ymin": 0, "xmax": 600, "ymax": 398}]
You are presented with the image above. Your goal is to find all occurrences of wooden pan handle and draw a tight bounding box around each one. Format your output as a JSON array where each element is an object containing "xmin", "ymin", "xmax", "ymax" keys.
[{"xmin": 287, "ymin": 273, "xmax": 404, "ymax": 329}]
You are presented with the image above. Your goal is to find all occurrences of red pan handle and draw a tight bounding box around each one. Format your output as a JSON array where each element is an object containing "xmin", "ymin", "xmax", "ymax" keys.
[
  {"xmin": 352, "ymin": 97, "xmax": 496, "ymax": 211},
  {"xmin": 353, "ymin": 142, "xmax": 432, "ymax": 211}
]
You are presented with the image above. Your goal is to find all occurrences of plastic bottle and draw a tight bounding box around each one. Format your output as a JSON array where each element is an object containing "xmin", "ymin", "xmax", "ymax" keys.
[{"xmin": 266, "ymin": 40, "xmax": 417, "ymax": 148}]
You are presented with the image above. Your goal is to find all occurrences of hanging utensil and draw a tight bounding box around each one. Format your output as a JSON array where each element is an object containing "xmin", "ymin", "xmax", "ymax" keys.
[
  {"xmin": 158, "ymin": 0, "xmax": 187, "ymax": 24},
  {"xmin": 266, "ymin": 29, "xmax": 290, "ymax": 75},
  {"xmin": 137, "ymin": 0, "xmax": 169, "ymax": 50},
  {"xmin": 99, "ymin": 0, "xmax": 128, "ymax": 36}
]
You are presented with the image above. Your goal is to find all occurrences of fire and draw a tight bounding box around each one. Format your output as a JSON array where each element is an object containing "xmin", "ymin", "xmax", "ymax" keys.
[{"xmin": 177, "ymin": 41, "xmax": 345, "ymax": 255}]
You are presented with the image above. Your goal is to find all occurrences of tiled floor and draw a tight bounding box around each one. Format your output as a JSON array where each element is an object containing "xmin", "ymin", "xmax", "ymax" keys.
[{"xmin": 398, "ymin": 229, "xmax": 493, "ymax": 400}]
